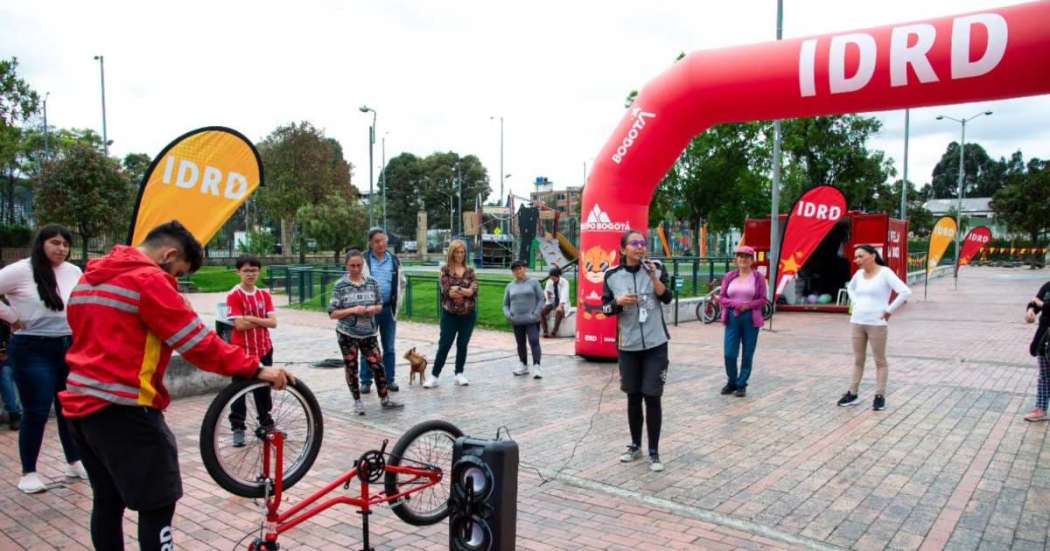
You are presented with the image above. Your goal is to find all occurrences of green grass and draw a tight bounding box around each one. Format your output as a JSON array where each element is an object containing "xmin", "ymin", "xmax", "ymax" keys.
[{"xmin": 189, "ymin": 266, "xmax": 274, "ymax": 293}]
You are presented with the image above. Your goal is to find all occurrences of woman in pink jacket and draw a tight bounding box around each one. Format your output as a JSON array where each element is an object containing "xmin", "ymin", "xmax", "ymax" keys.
[{"xmin": 717, "ymin": 246, "xmax": 768, "ymax": 397}]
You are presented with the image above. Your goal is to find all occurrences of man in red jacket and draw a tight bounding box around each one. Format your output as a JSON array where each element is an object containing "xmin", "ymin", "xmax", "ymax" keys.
[{"xmin": 62, "ymin": 221, "xmax": 292, "ymax": 551}]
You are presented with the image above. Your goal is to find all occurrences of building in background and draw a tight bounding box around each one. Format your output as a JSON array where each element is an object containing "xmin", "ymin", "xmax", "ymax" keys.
[
  {"xmin": 529, "ymin": 177, "xmax": 581, "ymax": 218},
  {"xmin": 923, "ymin": 197, "xmax": 1006, "ymax": 238}
]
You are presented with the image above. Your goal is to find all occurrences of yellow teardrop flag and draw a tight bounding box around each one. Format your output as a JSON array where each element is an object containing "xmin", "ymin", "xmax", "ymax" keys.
[
  {"xmin": 129, "ymin": 127, "xmax": 262, "ymax": 247},
  {"xmin": 926, "ymin": 216, "xmax": 957, "ymax": 276}
]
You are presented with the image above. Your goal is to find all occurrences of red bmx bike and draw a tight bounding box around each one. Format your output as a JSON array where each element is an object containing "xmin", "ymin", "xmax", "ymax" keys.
[{"xmin": 199, "ymin": 378, "xmax": 462, "ymax": 550}]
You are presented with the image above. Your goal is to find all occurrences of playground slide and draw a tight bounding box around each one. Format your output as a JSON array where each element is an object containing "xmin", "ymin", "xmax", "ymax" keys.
[
  {"xmin": 536, "ymin": 237, "xmax": 573, "ymax": 269},
  {"xmin": 555, "ymin": 232, "xmax": 578, "ymax": 261}
]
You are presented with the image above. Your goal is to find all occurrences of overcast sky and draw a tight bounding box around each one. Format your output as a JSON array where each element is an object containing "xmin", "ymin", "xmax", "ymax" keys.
[{"xmin": 4, "ymin": 0, "xmax": 1048, "ymax": 205}]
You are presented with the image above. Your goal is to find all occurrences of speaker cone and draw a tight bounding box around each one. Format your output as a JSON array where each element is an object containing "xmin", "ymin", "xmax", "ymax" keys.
[{"xmin": 451, "ymin": 514, "xmax": 493, "ymax": 551}]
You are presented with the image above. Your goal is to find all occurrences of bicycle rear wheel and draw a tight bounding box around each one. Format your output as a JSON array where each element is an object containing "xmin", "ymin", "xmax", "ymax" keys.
[
  {"xmin": 200, "ymin": 378, "xmax": 323, "ymax": 498},
  {"xmin": 385, "ymin": 420, "xmax": 463, "ymax": 526},
  {"xmin": 762, "ymin": 300, "xmax": 774, "ymax": 321},
  {"xmin": 699, "ymin": 300, "xmax": 720, "ymax": 324}
]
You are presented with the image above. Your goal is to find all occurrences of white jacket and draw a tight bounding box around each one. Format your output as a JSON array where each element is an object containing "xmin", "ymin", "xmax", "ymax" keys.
[{"xmin": 544, "ymin": 277, "xmax": 571, "ymax": 308}]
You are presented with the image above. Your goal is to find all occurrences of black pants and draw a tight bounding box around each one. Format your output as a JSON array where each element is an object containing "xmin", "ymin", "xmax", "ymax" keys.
[
  {"xmin": 69, "ymin": 406, "xmax": 182, "ymax": 550},
  {"xmin": 229, "ymin": 352, "xmax": 274, "ymax": 430},
  {"xmin": 512, "ymin": 323, "xmax": 541, "ymax": 366},
  {"xmin": 627, "ymin": 393, "xmax": 662, "ymax": 455}
]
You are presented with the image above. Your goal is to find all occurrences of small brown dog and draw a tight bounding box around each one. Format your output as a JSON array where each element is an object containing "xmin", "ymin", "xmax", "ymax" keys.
[{"xmin": 404, "ymin": 347, "xmax": 428, "ymax": 385}]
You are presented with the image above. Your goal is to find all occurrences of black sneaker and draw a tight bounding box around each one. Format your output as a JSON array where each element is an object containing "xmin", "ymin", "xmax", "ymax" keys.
[
  {"xmin": 7, "ymin": 412, "xmax": 20, "ymax": 431},
  {"xmin": 361, "ymin": 382, "xmax": 371, "ymax": 394},
  {"xmin": 734, "ymin": 387, "xmax": 747, "ymax": 397},
  {"xmin": 837, "ymin": 391, "xmax": 860, "ymax": 406},
  {"xmin": 381, "ymin": 398, "xmax": 404, "ymax": 410},
  {"xmin": 387, "ymin": 382, "xmax": 400, "ymax": 392},
  {"xmin": 720, "ymin": 384, "xmax": 737, "ymax": 395},
  {"xmin": 873, "ymin": 395, "xmax": 886, "ymax": 411}
]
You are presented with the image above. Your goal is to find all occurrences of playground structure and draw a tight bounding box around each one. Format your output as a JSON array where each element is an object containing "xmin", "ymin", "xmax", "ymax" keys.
[
  {"xmin": 463, "ymin": 194, "xmax": 580, "ymax": 270},
  {"xmin": 575, "ymin": 1, "xmax": 1050, "ymax": 359}
]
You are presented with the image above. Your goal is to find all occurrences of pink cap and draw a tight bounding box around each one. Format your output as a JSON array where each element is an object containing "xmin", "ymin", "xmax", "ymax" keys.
[{"xmin": 735, "ymin": 245, "xmax": 756, "ymax": 257}]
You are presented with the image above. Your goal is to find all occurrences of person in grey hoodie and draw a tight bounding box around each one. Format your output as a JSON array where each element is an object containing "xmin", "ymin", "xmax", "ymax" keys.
[
  {"xmin": 601, "ymin": 230, "xmax": 673, "ymax": 472},
  {"xmin": 503, "ymin": 260, "xmax": 545, "ymax": 379}
]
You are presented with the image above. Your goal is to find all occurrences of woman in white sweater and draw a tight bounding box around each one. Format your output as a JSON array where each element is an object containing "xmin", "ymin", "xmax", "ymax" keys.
[
  {"xmin": 0, "ymin": 225, "xmax": 87, "ymax": 493},
  {"xmin": 837, "ymin": 244, "xmax": 911, "ymax": 411}
]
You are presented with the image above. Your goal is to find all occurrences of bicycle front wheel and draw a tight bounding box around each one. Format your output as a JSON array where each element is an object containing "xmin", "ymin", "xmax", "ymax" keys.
[
  {"xmin": 384, "ymin": 420, "xmax": 463, "ymax": 526},
  {"xmin": 762, "ymin": 300, "xmax": 774, "ymax": 321},
  {"xmin": 700, "ymin": 300, "xmax": 720, "ymax": 324},
  {"xmin": 200, "ymin": 378, "xmax": 323, "ymax": 498}
]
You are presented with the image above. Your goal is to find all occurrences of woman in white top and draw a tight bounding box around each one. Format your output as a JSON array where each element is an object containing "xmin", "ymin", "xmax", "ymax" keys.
[
  {"xmin": 837, "ymin": 244, "xmax": 911, "ymax": 411},
  {"xmin": 0, "ymin": 225, "xmax": 87, "ymax": 493}
]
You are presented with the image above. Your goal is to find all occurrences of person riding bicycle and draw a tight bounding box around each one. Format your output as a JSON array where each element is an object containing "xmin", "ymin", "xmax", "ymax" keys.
[{"xmin": 61, "ymin": 221, "xmax": 293, "ymax": 551}]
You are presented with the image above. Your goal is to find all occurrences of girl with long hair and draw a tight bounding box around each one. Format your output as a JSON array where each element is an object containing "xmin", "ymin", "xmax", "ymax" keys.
[
  {"xmin": 423, "ymin": 240, "xmax": 479, "ymax": 388},
  {"xmin": 0, "ymin": 224, "xmax": 86, "ymax": 493},
  {"xmin": 837, "ymin": 244, "xmax": 911, "ymax": 411}
]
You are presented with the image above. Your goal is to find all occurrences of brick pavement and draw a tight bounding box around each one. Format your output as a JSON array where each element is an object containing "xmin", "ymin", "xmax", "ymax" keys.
[{"xmin": 0, "ymin": 267, "xmax": 1048, "ymax": 550}]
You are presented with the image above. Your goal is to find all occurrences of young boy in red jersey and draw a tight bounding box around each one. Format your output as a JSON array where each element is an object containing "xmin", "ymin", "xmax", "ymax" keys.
[{"xmin": 226, "ymin": 255, "xmax": 277, "ymax": 446}]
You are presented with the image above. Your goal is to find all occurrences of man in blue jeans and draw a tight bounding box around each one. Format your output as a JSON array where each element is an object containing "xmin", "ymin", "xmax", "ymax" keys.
[
  {"xmin": 0, "ymin": 313, "xmax": 21, "ymax": 431},
  {"xmin": 360, "ymin": 228, "xmax": 406, "ymax": 393}
]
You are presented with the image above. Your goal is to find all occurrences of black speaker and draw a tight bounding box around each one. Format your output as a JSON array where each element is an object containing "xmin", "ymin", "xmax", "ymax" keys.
[{"xmin": 448, "ymin": 436, "xmax": 518, "ymax": 551}]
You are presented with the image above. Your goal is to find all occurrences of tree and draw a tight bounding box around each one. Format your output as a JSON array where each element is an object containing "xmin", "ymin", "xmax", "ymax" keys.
[
  {"xmin": 122, "ymin": 152, "xmax": 152, "ymax": 187},
  {"xmin": 254, "ymin": 122, "xmax": 354, "ymax": 253},
  {"xmin": 296, "ymin": 192, "xmax": 369, "ymax": 261},
  {"xmin": 655, "ymin": 123, "xmax": 770, "ymax": 252},
  {"xmin": 378, "ymin": 151, "xmax": 490, "ymax": 236},
  {"xmin": 0, "ymin": 58, "xmax": 40, "ymax": 224},
  {"xmin": 990, "ymin": 159, "xmax": 1050, "ymax": 267},
  {"xmin": 33, "ymin": 144, "xmax": 134, "ymax": 261},
  {"xmin": 779, "ymin": 115, "xmax": 896, "ymax": 211},
  {"xmin": 928, "ymin": 142, "xmax": 1018, "ymax": 199},
  {"xmin": 906, "ymin": 204, "xmax": 934, "ymax": 238}
]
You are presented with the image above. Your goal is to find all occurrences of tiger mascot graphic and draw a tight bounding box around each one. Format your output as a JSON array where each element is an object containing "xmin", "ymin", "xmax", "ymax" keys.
[{"xmin": 580, "ymin": 246, "xmax": 616, "ymax": 320}]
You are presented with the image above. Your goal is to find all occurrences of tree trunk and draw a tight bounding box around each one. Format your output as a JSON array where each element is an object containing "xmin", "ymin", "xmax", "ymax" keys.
[
  {"xmin": 692, "ymin": 216, "xmax": 703, "ymax": 257},
  {"xmin": 280, "ymin": 218, "xmax": 291, "ymax": 258},
  {"xmin": 81, "ymin": 232, "xmax": 90, "ymax": 267}
]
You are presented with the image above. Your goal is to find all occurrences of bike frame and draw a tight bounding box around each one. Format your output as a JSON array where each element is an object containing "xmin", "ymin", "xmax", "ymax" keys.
[{"xmin": 254, "ymin": 430, "xmax": 442, "ymax": 549}]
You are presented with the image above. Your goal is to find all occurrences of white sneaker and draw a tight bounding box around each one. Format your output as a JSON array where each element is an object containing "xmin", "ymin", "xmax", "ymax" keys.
[
  {"xmin": 18, "ymin": 472, "xmax": 46, "ymax": 494},
  {"xmin": 649, "ymin": 454, "xmax": 664, "ymax": 472},
  {"xmin": 66, "ymin": 461, "xmax": 89, "ymax": 480},
  {"xmin": 513, "ymin": 364, "xmax": 529, "ymax": 376},
  {"xmin": 422, "ymin": 377, "xmax": 440, "ymax": 389},
  {"xmin": 532, "ymin": 366, "xmax": 543, "ymax": 379},
  {"xmin": 454, "ymin": 373, "xmax": 470, "ymax": 386},
  {"xmin": 619, "ymin": 445, "xmax": 642, "ymax": 463},
  {"xmin": 354, "ymin": 400, "xmax": 366, "ymax": 416}
]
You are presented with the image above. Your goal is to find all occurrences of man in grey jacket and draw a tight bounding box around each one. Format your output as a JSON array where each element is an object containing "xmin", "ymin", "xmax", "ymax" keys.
[{"xmin": 360, "ymin": 229, "xmax": 407, "ymax": 393}]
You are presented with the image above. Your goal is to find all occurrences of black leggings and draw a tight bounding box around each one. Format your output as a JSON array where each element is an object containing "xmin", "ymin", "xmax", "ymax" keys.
[
  {"xmin": 627, "ymin": 392, "xmax": 662, "ymax": 455},
  {"xmin": 513, "ymin": 323, "xmax": 541, "ymax": 365},
  {"xmin": 92, "ymin": 500, "xmax": 176, "ymax": 551}
]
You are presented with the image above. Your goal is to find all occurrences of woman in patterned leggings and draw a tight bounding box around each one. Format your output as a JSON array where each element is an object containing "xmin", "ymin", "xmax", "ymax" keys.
[
  {"xmin": 329, "ymin": 249, "xmax": 404, "ymax": 415},
  {"xmin": 1023, "ymin": 280, "xmax": 1050, "ymax": 422}
]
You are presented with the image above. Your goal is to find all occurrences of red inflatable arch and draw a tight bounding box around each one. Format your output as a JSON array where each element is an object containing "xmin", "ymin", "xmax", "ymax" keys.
[{"xmin": 576, "ymin": 1, "xmax": 1050, "ymax": 359}]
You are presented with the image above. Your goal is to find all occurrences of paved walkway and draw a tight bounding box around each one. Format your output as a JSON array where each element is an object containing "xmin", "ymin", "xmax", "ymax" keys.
[{"xmin": 0, "ymin": 267, "xmax": 1048, "ymax": 550}]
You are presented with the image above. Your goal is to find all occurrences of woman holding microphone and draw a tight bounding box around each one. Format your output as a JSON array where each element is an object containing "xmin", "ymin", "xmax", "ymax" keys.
[{"xmin": 601, "ymin": 230, "xmax": 673, "ymax": 472}]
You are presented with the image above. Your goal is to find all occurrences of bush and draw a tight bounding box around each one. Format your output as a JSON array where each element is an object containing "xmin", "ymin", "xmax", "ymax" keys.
[
  {"xmin": 237, "ymin": 229, "xmax": 277, "ymax": 256},
  {"xmin": 0, "ymin": 224, "xmax": 33, "ymax": 247}
]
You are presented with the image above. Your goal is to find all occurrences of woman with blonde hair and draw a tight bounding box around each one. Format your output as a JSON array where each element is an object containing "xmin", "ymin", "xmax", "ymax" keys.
[{"xmin": 423, "ymin": 240, "xmax": 479, "ymax": 388}]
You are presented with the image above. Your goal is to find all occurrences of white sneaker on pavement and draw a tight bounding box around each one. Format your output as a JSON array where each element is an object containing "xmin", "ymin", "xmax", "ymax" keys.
[
  {"xmin": 532, "ymin": 366, "xmax": 543, "ymax": 379},
  {"xmin": 66, "ymin": 461, "xmax": 89, "ymax": 480},
  {"xmin": 454, "ymin": 373, "xmax": 470, "ymax": 386},
  {"xmin": 513, "ymin": 364, "xmax": 529, "ymax": 376},
  {"xmin": 422, "ymin": 377, "xmax": 440, "ymax": 389},
  {"xmin": 18, "ymin": 472, "xmax": 46, "ymax": 494}
]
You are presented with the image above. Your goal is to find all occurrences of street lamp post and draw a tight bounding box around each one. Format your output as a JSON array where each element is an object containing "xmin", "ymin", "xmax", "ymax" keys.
[
  {"xmin": 490, "ymin": 116, "xmax": 504, "ymax": 203},
  {"xmin": 42, "ymin": 92, "xmax": 50, "ymax": 158},
  {"xmin": 769, "ymin": 0, "xmax": 784, "ymax": 300},
  {"xmin": 901, "ymin": 109, "xmax": 909, "ymax": 220},
  {"xmin": 359, "ymin": 106, "xmax": 377, "ymax": 229},
  {"xmin": 936, "ymin": 110, "xmax": 992, "ymax": 290},
  {"xmin": 93, "ymin": 56, "xmax": 108, "ymax": 156}
]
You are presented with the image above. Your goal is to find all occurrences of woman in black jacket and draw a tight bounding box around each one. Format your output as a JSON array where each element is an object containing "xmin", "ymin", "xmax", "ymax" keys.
[{"xmin": 1023, "ymin": 280, "xmax": 1050, "ymax": 422}]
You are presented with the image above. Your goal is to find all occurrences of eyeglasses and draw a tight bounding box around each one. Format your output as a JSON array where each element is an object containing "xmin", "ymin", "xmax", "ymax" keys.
[{"xmin": 627, "ymin": 240, "xmax": 647, "ymax": 248}]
